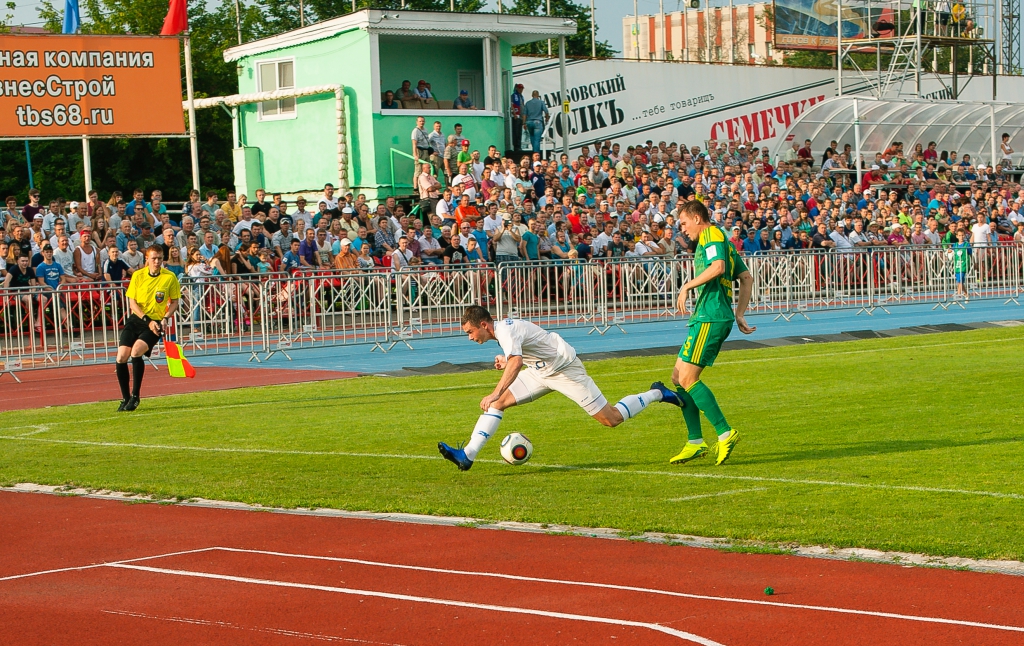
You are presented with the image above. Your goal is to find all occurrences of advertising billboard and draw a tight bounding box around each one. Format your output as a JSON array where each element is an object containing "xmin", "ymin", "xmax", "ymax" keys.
[
  {"xmin": 0, "ymin": 34, "xmax": 185, "ymax": 138},
  {"xmin": 513, "ymin": 57, "xmax": 833, "ymax": 155},
  {"xmin": 773, "ymin": 0, "xmax": 877, "ymax": 51}
]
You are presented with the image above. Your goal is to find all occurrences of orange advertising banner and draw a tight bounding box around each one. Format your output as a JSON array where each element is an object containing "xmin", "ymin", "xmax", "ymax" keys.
[{"xmin": 0, "ymin": 34, "xmax": 185, "ymax": 138}]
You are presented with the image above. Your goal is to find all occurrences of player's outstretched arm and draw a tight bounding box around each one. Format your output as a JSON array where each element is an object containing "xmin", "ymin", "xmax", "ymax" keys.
[
  {"xmin": 481, "ymin": 355, "xmax": 523, "ymax": 411},
  {"xmin": 734, "ymin": 270, "xmax": 756, "ymax": 335}
]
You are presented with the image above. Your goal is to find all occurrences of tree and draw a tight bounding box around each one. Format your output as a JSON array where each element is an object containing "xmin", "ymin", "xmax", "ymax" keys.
[
  {"xmin": 507, "ymin": 0, "xmax": 615, "ymax": 58},
  {"xmin": 303, "ymin": 0, "xmax": 483, "ymax": 22}
]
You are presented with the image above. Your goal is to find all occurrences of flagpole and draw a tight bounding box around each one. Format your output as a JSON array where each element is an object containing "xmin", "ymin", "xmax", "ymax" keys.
[
  {"xmin": 24, "ymin": 141, "xmax": 34, "ymax": 189},
  {"xmin": 184, "ymin": 33, "xmax": 200, "ymax": 191},
  {"xmin": 81, "ymin": 136, "xmax": 92, "ymax": 201}
]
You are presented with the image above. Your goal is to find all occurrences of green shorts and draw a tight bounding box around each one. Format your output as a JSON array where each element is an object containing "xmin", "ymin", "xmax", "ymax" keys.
[{"xmin": 678, "ymin": 321, "xmax": 733, "ymax": 367}]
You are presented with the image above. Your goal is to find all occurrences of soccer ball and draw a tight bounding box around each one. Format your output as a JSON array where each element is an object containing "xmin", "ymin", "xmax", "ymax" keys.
[{"xmin": 499, "ymin": 433, "xmax": 534, "ymax": 465}]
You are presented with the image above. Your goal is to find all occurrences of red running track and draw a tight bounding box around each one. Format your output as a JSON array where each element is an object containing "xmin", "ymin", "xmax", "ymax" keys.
[
  {"xmin": 0, "ymin": 364, "xmax": 360, "ymax": 412},
  {"xmin": 2, "ymin": 490, "xmax": 1023, "ymax": 646}
]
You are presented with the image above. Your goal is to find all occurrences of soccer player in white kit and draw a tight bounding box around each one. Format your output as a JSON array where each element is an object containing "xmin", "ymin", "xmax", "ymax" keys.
[{"xmin": 438, "ymin": 306, "xmax": 680, "ymax": 470}]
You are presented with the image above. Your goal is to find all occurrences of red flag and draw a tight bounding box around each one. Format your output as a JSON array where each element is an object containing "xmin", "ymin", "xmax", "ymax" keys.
[{"xmin": 160, "ymin": 0, "xmax": 188, "ymax": 35}]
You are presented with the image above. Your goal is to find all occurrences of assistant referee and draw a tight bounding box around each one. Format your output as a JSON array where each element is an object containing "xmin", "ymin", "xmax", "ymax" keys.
[{"xmin": 115, "ymin": 246, "xmax": 181, "ymax": 411}]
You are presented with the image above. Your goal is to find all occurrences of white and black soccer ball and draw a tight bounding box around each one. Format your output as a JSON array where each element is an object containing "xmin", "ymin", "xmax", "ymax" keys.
[{"xmin": 499, "ymin": 432, "xmax": 534, "ymax": 465}]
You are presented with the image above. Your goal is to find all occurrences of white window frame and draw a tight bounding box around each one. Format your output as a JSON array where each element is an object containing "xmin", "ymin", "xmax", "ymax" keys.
[{"xmin": 256, "ymin": 56, "xmax": 297, "ymax": 122}]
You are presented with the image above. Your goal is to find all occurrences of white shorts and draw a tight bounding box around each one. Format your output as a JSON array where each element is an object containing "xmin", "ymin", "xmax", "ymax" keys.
[{"xmin": 508, "ymin": 358, "xmax": 608, "ymax": 416}]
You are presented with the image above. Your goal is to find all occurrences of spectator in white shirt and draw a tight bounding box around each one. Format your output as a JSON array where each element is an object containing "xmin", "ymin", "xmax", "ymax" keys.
[
  {"xmin": 418, "ymin": 226, "xmax": 443, "ymax": 265},
  {"xmin": 391, "ymin": 235, "xmax": 414, "ymax": 271},
  {"xmin": 830, "ymin": 222, "xmax": 855, "ymax": 250}
]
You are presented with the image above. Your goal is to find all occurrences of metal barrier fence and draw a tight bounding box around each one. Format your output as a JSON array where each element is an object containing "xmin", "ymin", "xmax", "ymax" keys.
[{"xmin": 2, "ymin": 245, "xmax": 1021, "ymax": 379}]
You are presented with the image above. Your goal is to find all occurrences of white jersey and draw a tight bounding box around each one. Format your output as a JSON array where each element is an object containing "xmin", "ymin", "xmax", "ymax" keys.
[{"xmin": 493, "ymin": 318, "xmax": 576, "ymax": 377}]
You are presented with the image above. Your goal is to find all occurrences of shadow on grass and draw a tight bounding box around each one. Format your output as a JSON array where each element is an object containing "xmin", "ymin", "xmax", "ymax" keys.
[{"xmin": 733, "ymin": 434, "xmax": 1020, "ymax": 466}]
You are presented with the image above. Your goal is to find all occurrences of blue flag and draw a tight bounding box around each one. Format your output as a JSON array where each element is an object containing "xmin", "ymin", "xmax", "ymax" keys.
[{"xmin": 62, "ymin": 0, "xmax": 81, "ymax": 34}]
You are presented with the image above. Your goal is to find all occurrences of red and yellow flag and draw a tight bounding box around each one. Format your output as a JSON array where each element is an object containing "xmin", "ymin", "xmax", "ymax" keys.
[{"xmin": 164, "ymin": 340, "xmax": 196, "ymax": 378}]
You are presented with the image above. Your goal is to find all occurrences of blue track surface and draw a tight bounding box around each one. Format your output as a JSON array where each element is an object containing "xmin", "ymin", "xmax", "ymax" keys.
[{"xmin": 187, "ymin": 299, "xmax": 1024, "ymax": 375}]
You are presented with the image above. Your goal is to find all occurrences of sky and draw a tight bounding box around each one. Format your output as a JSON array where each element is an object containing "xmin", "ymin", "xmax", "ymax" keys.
[{"xmin": 17, "ymin": 0, "xmax": 1013, "ymax": 62}]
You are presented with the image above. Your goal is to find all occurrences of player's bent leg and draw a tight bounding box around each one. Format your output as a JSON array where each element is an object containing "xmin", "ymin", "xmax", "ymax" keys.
[
  {"xmin": 439, "ymin": 374, "xmax": 544, "ymax": 471},
  {"xmin": 603, "ymin": 385, "xmax": 667, "ymax": 427},
  {"xmin": 462, "ymin": 388, "xmax": 518, "ymax": 461},
  {"xmin": 592, "ymin": 403, "xmax": 623, "ymax": 427},
  {"xmin": 674, "ymin": 342, "xmax": 739, "ymax": 466},
  {"xmin": 672, "ymin": 357, "xmax": 703, "ymax": 390}
]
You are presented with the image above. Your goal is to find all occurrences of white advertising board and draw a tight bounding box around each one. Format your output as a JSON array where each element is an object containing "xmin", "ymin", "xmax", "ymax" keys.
[
  {"xmin": 513, "ymin": 57, "xmax": 1024, "ymax": 155},
  {"xmin": 513, "ymin": 57, "xmax": 834, "ymax": 154}
]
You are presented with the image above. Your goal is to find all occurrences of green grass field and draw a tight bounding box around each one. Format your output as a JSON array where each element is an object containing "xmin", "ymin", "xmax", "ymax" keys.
[{"xmin": 2, "ymin": 327, "xmax": 1023, "ymax": 561}]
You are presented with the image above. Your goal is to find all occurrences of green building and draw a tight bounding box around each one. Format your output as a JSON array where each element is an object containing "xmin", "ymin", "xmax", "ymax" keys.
[{"xmin": 219, "ymin": 9, "xmax": 575, "ymax": 202}]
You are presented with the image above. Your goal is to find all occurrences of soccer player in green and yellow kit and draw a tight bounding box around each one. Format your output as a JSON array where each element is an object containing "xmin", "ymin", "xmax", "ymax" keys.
[{"xmin": 666, "ymin": 200, "xmax": 755, "ymax": 466}]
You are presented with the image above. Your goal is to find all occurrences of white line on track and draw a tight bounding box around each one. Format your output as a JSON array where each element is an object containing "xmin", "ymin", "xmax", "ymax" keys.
[
  {"xmin": 0, "ymin": 547, "xmax": 218, "ymax": 583},
  {"xmin": 206, "ymin": 547, "xmax": 1024, "ymax": 634},
  {"xmin": 1, "ymin": 434, "xmax": 1020, "ymax": 500},
  {"xmin": 101, "ymin": 610, "xmax": 409, "ymax": 645},
  {"xmin": 667, "ymin": 488, "xmax": 767, "ymax": 502},
  {"xmin": 104, "ymin": 563, "xmax": 726, "ymax": 645}
]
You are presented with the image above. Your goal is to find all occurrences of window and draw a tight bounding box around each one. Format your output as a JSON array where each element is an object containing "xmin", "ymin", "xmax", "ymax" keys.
[
  {"xmin": 766, "ymin": 42, "xmax": 774, "ymax": 58},
  {"xmin": 749, "ymin": 43, "xmax": 756, "ymax": 59},
  {"xmin": 258, "ymin": 59, "xmax": 296, "ymax": 120}
]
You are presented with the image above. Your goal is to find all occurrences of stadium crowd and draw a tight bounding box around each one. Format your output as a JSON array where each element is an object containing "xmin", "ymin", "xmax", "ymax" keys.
[{"xmin": 3, "ymin": 124, "xmax": 1024, "ymax": 299}]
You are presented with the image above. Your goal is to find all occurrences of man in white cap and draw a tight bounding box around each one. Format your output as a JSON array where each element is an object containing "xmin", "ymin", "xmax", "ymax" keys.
[
  {"xmin": 339, "ymin": 206, "xmax": 359, "ymax": 238},
  {"xmin": 857, "ymin": 188, "xmax": 874, "ymax": 210},
  {"xmin": 333, "ymin": 236, "xmax": 359, "ymax": 270},
  {"xmin": 829, "ymin": 220, "xmax": 854, "ymax": 250}
]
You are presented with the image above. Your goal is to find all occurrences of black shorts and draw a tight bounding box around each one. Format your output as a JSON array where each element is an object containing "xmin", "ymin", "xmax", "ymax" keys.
[{"xmin": 119, "ymin": 314, "xmax": 161, "ymax": 355}]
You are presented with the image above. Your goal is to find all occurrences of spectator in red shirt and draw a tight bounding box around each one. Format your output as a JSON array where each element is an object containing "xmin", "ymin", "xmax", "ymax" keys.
[
  {"xmin": 453, "ymin": 195, "xmax": 479, "ymax": 229},
  {"xmin": 797, "ymin": 139, "xmax": 814, "ymax": 161},
  {"xmin": 566, "ymin": 206, "xmax": 585, "ymax": 235},
  {"xmin": 729, "ymin": 226, "xmax": 744, "ymax": 251}
]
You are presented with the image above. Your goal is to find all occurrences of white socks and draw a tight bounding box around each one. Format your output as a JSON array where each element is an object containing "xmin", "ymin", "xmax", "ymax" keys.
[
  {"xmin": 614, "ymin": 389, "xmax": 662, "ymax": 421},
  {"xmin": 463, "ymin": 408, "xmax": 504, "ymax": 461}
]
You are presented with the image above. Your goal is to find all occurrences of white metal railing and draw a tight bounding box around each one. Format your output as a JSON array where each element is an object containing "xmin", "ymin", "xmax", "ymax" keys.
[{"xmin": 1, "ymin": 245, "xmax": 1020, "ymax": 379}]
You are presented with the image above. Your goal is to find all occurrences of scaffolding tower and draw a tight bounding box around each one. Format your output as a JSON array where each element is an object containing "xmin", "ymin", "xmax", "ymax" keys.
[
  {"xmin": 1002, "ymin": 0, "xmax": 1021, "ymax": 73},
  {"xmin": 836, "ymin": 0, "xmax": 1000, "ymax": 100}
]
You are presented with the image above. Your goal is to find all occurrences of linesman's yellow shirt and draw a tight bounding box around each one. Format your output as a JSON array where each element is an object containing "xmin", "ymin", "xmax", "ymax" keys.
[{"xmin": 126, "ymin": 267, "xmax": 181, "ymax": 320}]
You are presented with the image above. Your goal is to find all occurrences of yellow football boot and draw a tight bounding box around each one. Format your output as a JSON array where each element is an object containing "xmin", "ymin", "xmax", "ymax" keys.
[
  {"xmin": 715, "ymin": 430, "xmax": 741, "ymax": 466},
  {"xmin": 669, "ymin": 441, "xmax": 709, "ymax": 464}
]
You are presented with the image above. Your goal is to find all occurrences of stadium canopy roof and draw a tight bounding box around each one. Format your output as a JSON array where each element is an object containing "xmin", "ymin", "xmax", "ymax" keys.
[{"xmin": 773, "ymin": 97, "xmax": 1024, "ymax": 169}]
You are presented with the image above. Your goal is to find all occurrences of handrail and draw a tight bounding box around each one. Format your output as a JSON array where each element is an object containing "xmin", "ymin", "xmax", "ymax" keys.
[{"xmin": 389, "ymin": 147, "xmax": 443, "ymax": 196}]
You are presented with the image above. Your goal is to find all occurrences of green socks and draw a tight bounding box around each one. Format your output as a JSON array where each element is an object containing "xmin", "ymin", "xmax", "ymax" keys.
[
  {"xmin": 676, "ymin": 387, "xmax": 704, "ymax": 442},
  {"xmin": 686, "ymin": 380, "xmax": 731, "ymax": 435}
]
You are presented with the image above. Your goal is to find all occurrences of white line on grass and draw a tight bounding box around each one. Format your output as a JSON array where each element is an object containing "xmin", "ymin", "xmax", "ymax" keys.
[
  {"xmin": 101, "ymin": 610, "xmax": 409, "ymax": 645},
  {"xmin": 7, "ymin": 334, "xmax": 1023, "ymax": 426},
  {"xmin": 0, "ymin": 547, "xmax": 218, "ymax": 583},
  {"xmin": 105, "ymin": 563, "xmax": 726, "ymax": 645},
  {"xmin": 208, "ymin": 546, "xmax": 1024, "ymax": 634},
  {"xmin": 667, "ymin": 488, "xmax": 767, "ymax": 502},
  {"xmin": 1, "ymin": 434, "xmax": 1020, "ymax": 501},
  {"xmin": 14, "ymin": 425, "xmax": 50, "ymax": 437}
]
